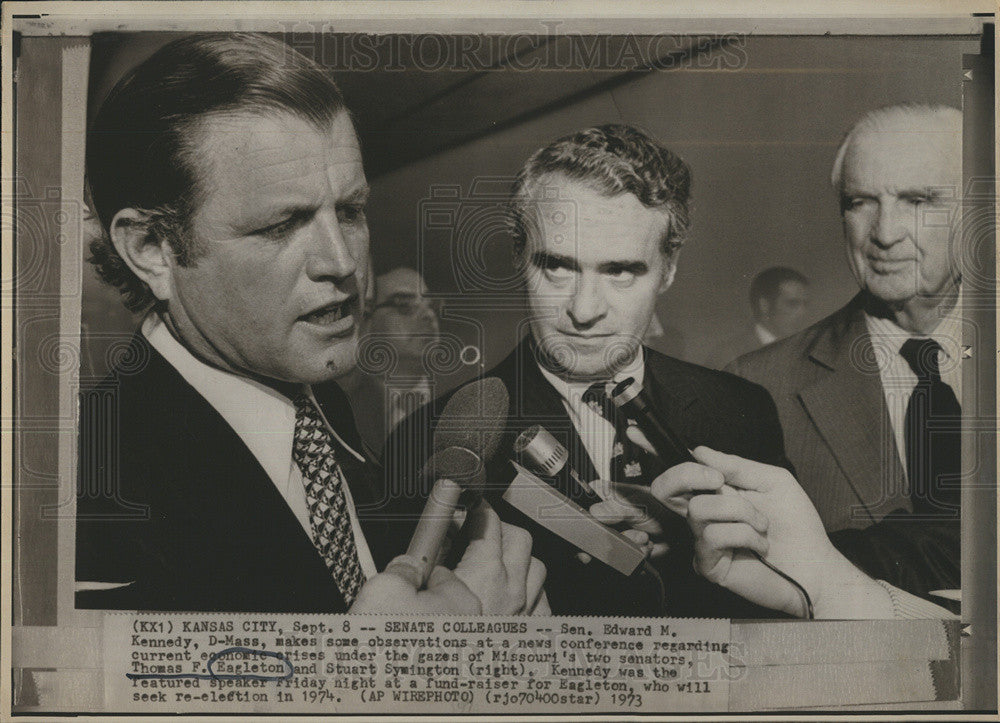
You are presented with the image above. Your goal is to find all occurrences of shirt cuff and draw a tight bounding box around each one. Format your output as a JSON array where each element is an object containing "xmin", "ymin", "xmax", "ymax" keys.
[{"xmin": 875, "ymin": 579, "xmax": 958, "ymax": 619}]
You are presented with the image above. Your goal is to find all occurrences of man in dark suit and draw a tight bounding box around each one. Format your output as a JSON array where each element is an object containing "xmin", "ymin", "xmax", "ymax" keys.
[
  {"xmin": 727, "ymin": 105, "xmax": 963, "ymax": 603},
  {"xmin": 387, "ymin": 125, "xmax": 791, "ymax": 617},
  {"xmin": 76, "ymin": 33, "xmax": 544, "ymax": 615}
]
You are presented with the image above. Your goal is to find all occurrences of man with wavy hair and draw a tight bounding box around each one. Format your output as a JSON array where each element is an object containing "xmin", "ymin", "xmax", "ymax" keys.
[{"xmin": 389, "ymin": 124, "xmax": 791, "ymax": 617}]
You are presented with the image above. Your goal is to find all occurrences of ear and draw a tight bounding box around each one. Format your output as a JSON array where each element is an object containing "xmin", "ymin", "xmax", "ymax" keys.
[
  {"xmin": 108, "ymin": 208, "xmax": 176, "ymax": 303},
  {"xmin": 658, "ymin": 250, "xmax": 679, "ymax": 293}
]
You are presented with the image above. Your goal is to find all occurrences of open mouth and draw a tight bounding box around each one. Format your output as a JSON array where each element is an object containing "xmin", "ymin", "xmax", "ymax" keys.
[{"xmin": 300, "ymin": 297, "xmax": 356, "ymax": 326}]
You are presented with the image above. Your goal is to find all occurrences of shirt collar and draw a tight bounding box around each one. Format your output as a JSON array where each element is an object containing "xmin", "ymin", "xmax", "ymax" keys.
[
  {"xmin": 863, "ymin": 287, "xmax": 964, "ymax": 361},
  {"xmin": 754, "ymin": 323, "xmax": 777, "ymax": 346},
  {"xmin": 142, "ymin": 314, "xmax": 365, "ymax": 486},
  {"xmin": 537, "ymin": 346, "xmax": 646, "ymax": 407}
]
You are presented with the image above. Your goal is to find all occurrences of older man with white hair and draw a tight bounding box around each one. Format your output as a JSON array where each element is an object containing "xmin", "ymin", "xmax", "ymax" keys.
[{"xmin": 728, "ymin": 104, "xmax": 964, "ymax": 606}]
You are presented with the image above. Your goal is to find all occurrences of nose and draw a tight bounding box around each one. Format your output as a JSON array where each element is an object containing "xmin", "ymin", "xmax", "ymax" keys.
[
  {"xmin": 567, "ymin": 274, "xmax": 607, "ymax": 329},
  {"xmin": 305, "ymin": 211, "xmax": 358, "ymax": 282},
  {"xmin": 870, "ymin": 199, "xmax": 909, "ymax": 248},
  {"xmin": 417, "ymin": 301, "xmax": 438, "ymax": 327}
]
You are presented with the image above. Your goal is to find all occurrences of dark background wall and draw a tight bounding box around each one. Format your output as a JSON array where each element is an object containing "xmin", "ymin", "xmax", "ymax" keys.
[{"xmin": 81, "ymin": 33, "xmax": 976, "ymax": 383}]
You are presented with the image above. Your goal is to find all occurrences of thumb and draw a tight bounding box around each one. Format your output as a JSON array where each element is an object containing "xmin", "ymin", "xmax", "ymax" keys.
[
  {"xmin": 625, "ymin": 425, "xmax": 657, "ymax": 456},
  {"xmin": 381, "ymin": 554, "xmax": 424, "ymax": 589},
  {"xmin": 690, "ymin": 446, "xmax": 739, "ymax": 476},
  {"xmin": 690, "ymin": 446, "xmax": 769, "ymax": 492}
]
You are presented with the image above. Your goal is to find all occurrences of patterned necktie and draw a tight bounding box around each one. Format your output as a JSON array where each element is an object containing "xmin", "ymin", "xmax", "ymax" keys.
[
  {"xmin": 899, "ymin": 338, "xmax": 961, "ymax": 518},
  {"xmin": 582, "ymin": 382, "xmax": 666, "ymax": 484},
  {"xmin": 292, "ymin": 393, "xmax": 367, "ymax": 605}
]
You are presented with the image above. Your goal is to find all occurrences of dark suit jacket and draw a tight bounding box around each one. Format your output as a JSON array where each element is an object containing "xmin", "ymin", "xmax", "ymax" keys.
[
  {"xmin": 76, "ymin": 332, "xmax": 410, "ymax": 612},
  {"xmin": 705, "ymin": 325, "xmax": 764, "ymax": 370},
  {"xmin": 385, "ymin": 336, "xmax": 792, "ymax": 618},
  {"xmin": 727, "ymin": 293, "xmax": 960, "ymax": 600},
  {"xmin": 726, "ymin": 294, "xmax": 910, "ymax": 531}
]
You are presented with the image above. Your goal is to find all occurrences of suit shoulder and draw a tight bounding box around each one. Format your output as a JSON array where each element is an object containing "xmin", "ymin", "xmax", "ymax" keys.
[
  {"xmin": 645, "ymin": 348, "xmax": 775, "ymax": 408},
  {"xmin": 727, "ymin": 306, "xmax": 849, "ymax": 379}
]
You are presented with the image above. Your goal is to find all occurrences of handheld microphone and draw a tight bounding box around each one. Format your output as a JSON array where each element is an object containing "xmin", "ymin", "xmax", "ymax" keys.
[
  {"xmin": 405, "ymin": 378, "xmax": 510, "ymax": 586},
  {"xmin": 513, "ymin": 425, "xmax": 603, "ymax": 508},
  {"xmin": 405, "ymin": 446, "xmax": 485, "ymax": 585},
  {"xmin": 610, "ymin": 377, "xmax": 695, "ymax": 464},
  {"xmin": 432, "ymin": 376, "xmax": 508, "ymax": 458}
]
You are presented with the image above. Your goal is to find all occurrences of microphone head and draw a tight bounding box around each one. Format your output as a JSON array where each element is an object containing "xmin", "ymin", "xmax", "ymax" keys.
[
  {"xmin": 433, "ymin": 377, "xmax": 509, "ymax": 461},
  {"xmin": 513, "ymin": 425, "xmax": 569, "ymax": 477},
  {"xmin": 421, "ymin": 446, "xmax": 485, "ymax": 493}
]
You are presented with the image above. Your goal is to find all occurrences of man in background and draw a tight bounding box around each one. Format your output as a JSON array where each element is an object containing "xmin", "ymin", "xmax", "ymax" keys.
[
  {"xmin": 708, "ymin": 266, "xmax": 810, "ymax": 368},
  {"xmin": 345, "ymin": 267, "xmax": 442, "ymax": 455},
  {"xmin": 750, "ymin": 266, "xmax": 811, "ymax": 346},
  {"xmin": 728, "ymin": 104, "xmax": 963, "ymax": 603}
]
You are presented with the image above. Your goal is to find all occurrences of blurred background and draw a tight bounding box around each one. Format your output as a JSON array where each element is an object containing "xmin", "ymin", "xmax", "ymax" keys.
[{"xmin": 82, "ymin": 32, "xmax": 977, "ymax": 387}]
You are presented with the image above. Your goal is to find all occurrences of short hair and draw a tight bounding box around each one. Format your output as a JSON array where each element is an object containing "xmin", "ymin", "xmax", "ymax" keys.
[
  {"xmin": 749, "ymin": 266, "xmax": 808, "ymax": 311},
  {"xmin": 508, "ymin": 124, "xmax": 692, "ymax": 258},
  {"xmin": 86, "ymin": 32, "xmax": 347, "ymax": 312},
  {"xmin": 830, "ymin": 103, "xmax": 962, "ymax": 193}
]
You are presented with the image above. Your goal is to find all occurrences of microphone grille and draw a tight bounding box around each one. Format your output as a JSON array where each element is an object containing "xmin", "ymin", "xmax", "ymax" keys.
[
  {"xmin": 515, "ymin": 425, "xmax": 569, "ymax": 477},
  {"xmin": 434, "ymin": 377, "xmax": 510, "ymax": 461}
]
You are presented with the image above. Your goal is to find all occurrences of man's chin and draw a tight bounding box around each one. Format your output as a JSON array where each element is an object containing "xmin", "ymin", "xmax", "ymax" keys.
[
  {"xmin": 864, "ymin": 278, "xmax": 920, "ymax": 306},
  {"xmin": 281, "ymin": 342, "xmax": 360, "ymax": 385},
  {"xmin": 538, "ymin": 337, "xmax": 639, "ymax": 381}
]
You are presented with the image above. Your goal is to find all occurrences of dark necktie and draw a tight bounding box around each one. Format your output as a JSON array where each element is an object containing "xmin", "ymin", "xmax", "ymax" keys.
[
  {"xmin": 899, "ymin": 338, "xmax": 961, "ymax": 518},
  {"xmin": 293, "ymin": 393, "xmax": 367, "ymax": 606},
  {"xmin": 582, "ymin": 382, "xmax": 666, "ymax": 484}
]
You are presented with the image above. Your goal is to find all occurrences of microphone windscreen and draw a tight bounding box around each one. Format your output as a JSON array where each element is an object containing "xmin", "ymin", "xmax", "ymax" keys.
[
  {"xmin": 433, "ymin": 377, "xmax": 509, "ymax": 461},
  {"xmin": 420, "ymin": 446, "xmax": 484, "ymax": 493}
]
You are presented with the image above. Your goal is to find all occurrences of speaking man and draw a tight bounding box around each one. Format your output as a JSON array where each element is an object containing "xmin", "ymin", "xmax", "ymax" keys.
[
  {"xmin": 726, "ymin": 105, "xmax": 963, "ymax": 602},
  {"xmin": 75, "ymin": 33, "xmax": 544, "ymax": 615},
  {"xmin": 387, "ymin": 124, "xmax": 791, "ymax": 617}
]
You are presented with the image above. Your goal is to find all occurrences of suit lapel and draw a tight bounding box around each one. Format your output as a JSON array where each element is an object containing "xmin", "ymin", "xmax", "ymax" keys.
[
  {"xmin": 134, "ymin": 342, "xmax": 346, "ymax": 610},
  {"xmin": 642, "ymin": 352, "xmax": 698, "ymax": 467},
  {"xmin": 797, "ymin": 297, "xmax": 907, "ymax": 520},
  {"xmin": 506, "ymin": 338, "xmax": 600, "ymax": 485}
]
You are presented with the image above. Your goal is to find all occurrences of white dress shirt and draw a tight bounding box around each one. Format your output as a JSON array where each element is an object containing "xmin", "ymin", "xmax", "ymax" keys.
[
  {"xmin": 754, "ymin": 323, "xmax": 777, "ymax": 346},
  {"xmin": 537, "ymin": 349, "xmax": 645, "ymax": 485},
  {"xmin": 864, "ymin": 293, "xmax": 964, "ymax": 478},
  {"xmin": 143, "ymin": 314, "xmax": 378, "ymax": 578}
]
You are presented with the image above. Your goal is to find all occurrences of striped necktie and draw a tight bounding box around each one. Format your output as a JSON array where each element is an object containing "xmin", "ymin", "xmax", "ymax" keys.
[{"xmin": 582, "ymin": 382, "xmax": 665, "ymax": 484}]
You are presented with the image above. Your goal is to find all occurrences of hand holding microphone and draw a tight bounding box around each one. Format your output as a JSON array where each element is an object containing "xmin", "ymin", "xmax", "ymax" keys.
[
  {"xmin": 603, "ymin": 377, "xmax": 815, "ymax": 616},
  {"xmin": 401, "ymin": 377, "xmax": 549, "ymax": 615},
  {"xmin": 404, "ymin": 377, "xmax": 508, "ymax": 587},
  {"xmin": 356, "ymin": 501, "xmax": 549, "ymax": 616}
]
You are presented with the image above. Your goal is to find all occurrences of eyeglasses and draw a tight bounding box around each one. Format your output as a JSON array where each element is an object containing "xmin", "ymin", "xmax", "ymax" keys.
[{"xmin": 371, "ymin": 292, "xmax": 443, "ymax": 317}]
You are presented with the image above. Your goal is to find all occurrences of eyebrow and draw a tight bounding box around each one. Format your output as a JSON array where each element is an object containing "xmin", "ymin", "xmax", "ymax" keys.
[
  {"xmin": 530, "ymin": 251, "xmax": 648, "ymax": 275},
  {"xmin": 597, "ymin": 260, "xmax": 648, "ymax": 275},
  {"xmin": 897, "ymin": 187, "xmax": 946, "ymax": 200},
  {"xmin": 341, "ymin": 184, "xmax": 371, "ymax": 205},
  {"xmin": 841, "ymin": 186, "xmax": 945, "ymax": 200},
  {"xmin": 531, "ymin": 251, "xmax": 580, "ymax": 272},
  {"xmin": 256, "ymin": 183, "xmax": 371, "ymax": 225}
]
